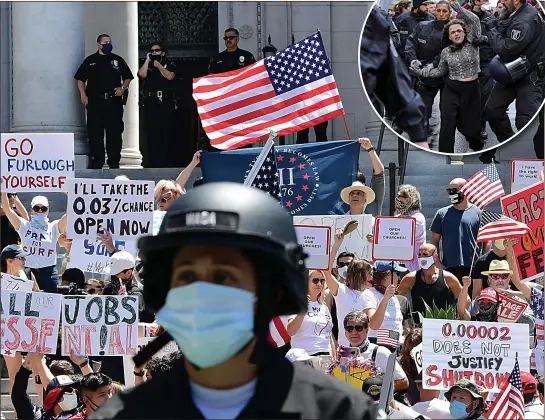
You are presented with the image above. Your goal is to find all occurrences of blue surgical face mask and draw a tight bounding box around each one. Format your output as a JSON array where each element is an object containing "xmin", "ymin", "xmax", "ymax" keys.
[
  {"xmin": 449, "ymin": 400, "xmax": 470, "ymax": 419},
  {"xmin": 31, "ymin": 213, "xmax": 49, "ymax": 230},
  {"xmin": 156, "ymin": 282, "xmax": 255, "ymax": 369},
  {"xmin": 101, "ymin": 43, "xmax": 113, "ymax": 54}
]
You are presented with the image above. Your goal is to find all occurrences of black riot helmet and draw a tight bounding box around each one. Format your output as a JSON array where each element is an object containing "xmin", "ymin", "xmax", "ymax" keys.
[
  {"xmin": 138, "ymin": 182, "xmax": 308, "ymax": 318},
  {"xmin": 490, "ymin": 55, "xmax": 531, "ymax": 85}
]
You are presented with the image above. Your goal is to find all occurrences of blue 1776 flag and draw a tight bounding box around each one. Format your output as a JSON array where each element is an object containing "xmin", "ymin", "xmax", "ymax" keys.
[
  {"xmin": 244, "ymin": 139, "xmax": 283, "ymax": 202},
  {"xmin": 200, "ymin": 140, "xmax": 360, "ymax": 216}
]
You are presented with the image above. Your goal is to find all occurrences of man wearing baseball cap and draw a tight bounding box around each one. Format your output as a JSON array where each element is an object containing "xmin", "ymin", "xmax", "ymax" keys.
[
  {"xmin": 361, "ymin": 376, "xmax": 424, "ymax": 419},
  {"xmin": 445, "ymin": 379, "xmax": 485, "ymax": 419},
  {"xmin": 521, "ymin": 371, "xmax": 545, "ymax": 419}
]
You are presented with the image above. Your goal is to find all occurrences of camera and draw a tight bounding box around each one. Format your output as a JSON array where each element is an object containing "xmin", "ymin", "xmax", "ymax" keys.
[{"xmin": 56, "ymin": 282, "xmax": 87, "ymax": 296}]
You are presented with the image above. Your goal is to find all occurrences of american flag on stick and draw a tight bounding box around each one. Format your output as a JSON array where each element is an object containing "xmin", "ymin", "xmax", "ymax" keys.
[
  {"xmin": 460, "ymin": 164, "xmax": 505, "ymax": 209},
  {"xmin": 193, "ymin": 31, "xmax": 344, "ymax": 150},
  {"xmin": 485, "ymin": 357, "xmax": 525, "ymax": 420},
  {"xmin": 477, "ymin": 211, "xmax": 531, "ymax": 243},
  {"xmin": 377, "ymin": 329, "xmax": 400, "ymax": 348}
]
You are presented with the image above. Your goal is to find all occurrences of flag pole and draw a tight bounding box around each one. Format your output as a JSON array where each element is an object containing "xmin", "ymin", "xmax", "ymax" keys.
[
  {"xmin": 244, "ymin": 130, "xmax": 278, "ymax": 186},
  {"xmin": 342, "ymin": 114, "xmax": 352, "ymax": 140},
  {"xmin": 468, "ymin": 211, "xmax": 482, "ymax": 279}
]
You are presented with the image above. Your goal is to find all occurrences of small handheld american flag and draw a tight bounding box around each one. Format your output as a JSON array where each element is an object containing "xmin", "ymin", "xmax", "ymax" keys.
[
  {"xmin": 377, "ymin": 329, "xmax": 400, "ymax": 348},
  {"xmin": 460, "ymin": 164, "xmax": 505, "ymax": 209},
  {"xmin": 476, "ymin": 211, "xmax": 531, "ymax": 243},
  {"xmin": 485, "ymin": 357, "xmax": 525, "ymax": 420}
]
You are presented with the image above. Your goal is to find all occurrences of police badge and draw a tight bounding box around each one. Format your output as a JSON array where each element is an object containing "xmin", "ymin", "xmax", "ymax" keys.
[
  {"xmin": 112, "ymin": 59, "xmax": 119, "ymax": 69},
  {"xmin": 511, "ymin": 29, "xmax": 522, "ymax": 41},
  {"xmin": 239, "ymin": 56, "xmax": 245, "ymax": 63}
]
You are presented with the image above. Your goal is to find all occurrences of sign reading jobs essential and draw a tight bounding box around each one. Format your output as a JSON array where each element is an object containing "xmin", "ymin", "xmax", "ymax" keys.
[
  {"xmin": 501, "ymin": 182, "xmax": 544, "ymax": 282},
  {"xmin": 1, "ymin": 291, "xmax": 62, "ymax": 356},
  {"xmin": 61, "ymin": 295, "xmax": 138, "ymax": 356},
  {"xmin": 66, "ymin": 179, "xmax": 154, "ymax": 240},
  {"xmin": 1, "ymin": 133, "xmax": 75, "ymax": 192},
  {"xmin": 422, "ymin": 319, "xmax": 529, "ymax": 391}
]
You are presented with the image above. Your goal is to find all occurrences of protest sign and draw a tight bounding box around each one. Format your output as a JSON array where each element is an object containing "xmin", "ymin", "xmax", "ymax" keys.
[
  {"xmin": 373, "ymin": 217, "xmax": 416, "ymax": 262},
  {"xmin": 422, "ymin": 319, "xmax": 529, "ymax": 391},
  {"xmin": 293, "ymin": 214, "xmax": 373, "ymax": 261},
  {"xmin": 68, "ymin": 239, "xmax": 138, "ymax": 274},
  {"xmin": 1, "ymin": 133, "xmax": 75, "ymax": 192},
  {"xmin": 66, "ymin": 179, "xmax": 154, "ymax": 240},
  {"xmin": 0, "ymin": 291, "xmax": 62, "ymax": 355},
  {"xmin": 411, "ymin": 343, "xmax": 423, "ymax": 374},
  {"xmin": 501, "ymin": 182, "xmax": 544, "ymax": 282},
  {"xmin": 61, "ymin": 295, "xmax": 138, "ymax": 356},
  {"xmin": 497, "ymin": 295, "xmax": 528, "ymax": 323},
  {"xmin": 0, "ymin": 273, "xmax": 34, "ymax": 291},
  {"xmin": 294, "ymin": 225, "xmax": 331, "ymax": 270},
  {"xmin": 510, "ymin": 159, "xmax": 544, "ymax": 193}
]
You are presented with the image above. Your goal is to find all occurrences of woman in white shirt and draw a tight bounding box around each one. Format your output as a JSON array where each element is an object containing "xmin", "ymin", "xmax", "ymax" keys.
[
  {"xmin": 287, "ymin": 270, "xmax": 333, "ymax": 356},
  {"xmin": 1, "ymin": 193, "xmax": 66, "ymax": 293}
]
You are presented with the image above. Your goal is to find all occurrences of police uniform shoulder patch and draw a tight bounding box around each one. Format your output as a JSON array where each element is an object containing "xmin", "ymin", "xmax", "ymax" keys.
[
  {"xmin": 239, "ymin": 56, "xmax": 245, "ymax": 63},
  {"xmin": 511, "ymin": 29, "xmax": 522, "ymax": 41},
  {"xmin": 112, "ymin": 59, "xmax": 119, "ymax": 69}
]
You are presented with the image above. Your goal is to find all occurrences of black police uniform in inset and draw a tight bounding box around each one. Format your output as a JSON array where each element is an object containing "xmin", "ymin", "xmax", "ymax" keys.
[
  {"xmin": 143, "ymin": 59, "xmax": 177, "ymax": 168},
  {"xmin": 395, "ymin": 9, "xmax": 435, "ymax": 65},
  {"xmin": 405, "ymin": 19, "xmax": 448, "ymax": 131},
  {"xmin": 75, "ymin": 52, "xmax": 134, "ymax": 169},
  {"xmin": 361, "ymin": 7, "xmax": 428, "ymax": 145},
  {"xmin": 485, "ymin": 2, "xmax": 545, "ymax": 145},
  {"xmin": 208, "ymin": 48, "xmax": 256, "ymax": 74}
]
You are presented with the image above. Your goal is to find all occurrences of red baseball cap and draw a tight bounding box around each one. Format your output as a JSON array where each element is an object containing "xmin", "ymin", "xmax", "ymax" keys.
[
  {"xmin": 477, "ymin": 288, "xmax": 498, "ymax": 303},
  {"xmin": 521, "ymin": 371, "xmax": 538, "ymax": 395}
]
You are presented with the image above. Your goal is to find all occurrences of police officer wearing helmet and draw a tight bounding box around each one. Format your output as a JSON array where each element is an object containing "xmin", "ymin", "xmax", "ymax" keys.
[
  {"xmin": 92, "ymin": 183, "xmax": 377, "ymax": 419},
  {"xmin": 208, "ymin": 28, "xmax": 256, "ymax": 74},
  {"xmin": 483, "ymin": 0, "xmax": 545, "ymax": 149},
  {"xmin": 137, "ymin": 42, "xmax": 177, "ymax": 168},
  {"xmin": 75, "ymin": 34, "xmax": 134, "ymax": 169}
]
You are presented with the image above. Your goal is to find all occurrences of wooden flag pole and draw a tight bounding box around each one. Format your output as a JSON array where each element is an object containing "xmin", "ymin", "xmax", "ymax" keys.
[{"xmin": 342, "ymin": 114, "xmax": 352, "ymax": 140}]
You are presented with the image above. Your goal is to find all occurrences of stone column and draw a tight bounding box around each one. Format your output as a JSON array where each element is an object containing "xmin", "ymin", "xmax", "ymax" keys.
[
  {"xmin": 84, "ymin": 2, "xmax": 142, "ymax": 168},
  {"xmin": 0, "ymin": 2, "xmax": 11, "ymax": 133},
  {"xmin": 11, "ymin": 2, "xmax": 88, "ymax": 168}
]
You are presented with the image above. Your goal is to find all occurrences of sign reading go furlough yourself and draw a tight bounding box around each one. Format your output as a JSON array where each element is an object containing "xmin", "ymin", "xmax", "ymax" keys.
[
  {"xmin": 66, "ymin": 179, "xmax": 154, "ymax": 240},
  {"xmin": 501, "ymin": 182, "xmax": 544, "ymax": 282},
  {"xmin": 0, "ymin": 291, "xmax": 62, "ymax": 356},
  {"xmin": 510, "ymin": 159, "xmax": 544, "ymax": 193},
  {"xmin": 294, "ymin": 225, "xmax": 331, "ymax": 270},
  {"xmin": 1, "ymin": 133, "xmax": 75, "ymax": 192},
  {"xmin": 422, "ymin": 319, "xmax": 529, "ymax": 391},
  {"xmin": 372, "ymin": 216, "xmax": 416, "ymax": 262}
]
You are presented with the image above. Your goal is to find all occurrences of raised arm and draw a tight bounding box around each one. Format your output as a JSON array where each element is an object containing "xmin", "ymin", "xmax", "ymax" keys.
[
  {"xmin": 176, "ymin": 151, "xmax": 201, "ymax": 190},
  {"xmin": 1, "ymin": 192, "xmax": 25, "ymax": 231},
  {"xmin": 451, "ymin": 0, "xmax": 481, "ymax": 42},
  {"xmin": 504, "ymin": 239, "xmax": 531, "ymax": 301},
  {"xmin": 13, "ymin": 195, "xmax": 29, "ymax": 221},
  {"xmin": 457, "ymin": 276, "xmax": 472, "ymax": 320},
  {"xmin": 416, "ymin": 49, "xmax": 450, "ymax": 78},
  {"xmin": 326, "ymin": 230, "xmax": 344, "ymax": 296}
]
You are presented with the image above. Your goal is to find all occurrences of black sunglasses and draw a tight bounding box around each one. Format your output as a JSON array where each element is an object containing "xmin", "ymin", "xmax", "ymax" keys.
[
  {"xmin": 337, "ymin": 261, "xmax": 349, "ymax": 268},
  {"xmin": 151, "ymin": 48, "xmax": 162, "ymax": 53},
  {"xmin": 7, "ymin": 193, "xmax": 17, "ymax": 198},
  {"xmin": 345, "ymin": 325, "xmax": 365, "ymax": 332},
  {"xmin": 311, "ymin": 278, "xmax": 325, "ymax": 285},
  {"xmin": 446, "ymin": 188, "xmax": 459, "ymax": 194},
  {"xmin": 87, "ymin": 287, "xmax": 103, "ymax": 295},
  {"xmin": 32, "ymin": 206, "xmax": 48, "ymax": 213},
  {"xmin": 159, "ymin": 196, "xmax": 172, "ymax": 204},
  {"xmin": 223, "ymin": 36, "xmax": 238, "ymax": 40}
]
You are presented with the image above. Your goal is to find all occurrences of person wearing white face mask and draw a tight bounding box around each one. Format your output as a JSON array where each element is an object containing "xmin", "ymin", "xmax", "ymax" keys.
[
  {"xmin": 1, "ymin": 193, "xmax": 67, "ymax": 293},
  {"xmin": 398, "ymin": 243, "xmax": 467, "ymax": 316},
  {"xmin": 93, "ymin": 183, "xmax": 376, "ymax": 419}
]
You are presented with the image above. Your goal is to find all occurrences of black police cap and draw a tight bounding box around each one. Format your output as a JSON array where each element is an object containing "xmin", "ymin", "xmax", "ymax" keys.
[{"xmin": 138, "ymin": 182, "xmax": 308, "ymax": 315}]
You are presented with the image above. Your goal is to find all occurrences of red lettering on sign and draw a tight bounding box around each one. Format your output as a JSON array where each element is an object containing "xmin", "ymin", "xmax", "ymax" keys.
[
  {"xmin": 4, "ymin": 317, "xmax": 21, "ymax": 350},
  {"xmin": 425, "ymin": 365, "xmax": 442, "ymax": 387},
  {"xmin": 38, "ymin": 319, "xmax": 55, "ymax": 353},
  {"xmin": 64, "ymin": 326, "xmax": 81, "ymax": 355},
  {"xmin": 21, "ymin": 318, "xmax": 38, "ymax": 351}
]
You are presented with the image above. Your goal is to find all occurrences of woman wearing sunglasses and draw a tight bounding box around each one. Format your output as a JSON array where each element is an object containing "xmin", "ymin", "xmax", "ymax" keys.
[
  {"xmin": 86, "ymin": 278, "xmax": 105, "ymax": 295},
  {"xmin": 1, "ymin": 193, "xmax": 67, "ymax": 293},
  {"xmin": 287, "ymin": 270, "xmax": 333, "ymax": 356}
]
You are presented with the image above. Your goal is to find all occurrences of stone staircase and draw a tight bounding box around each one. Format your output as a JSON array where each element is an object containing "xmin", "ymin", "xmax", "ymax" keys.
[{"xmin": 0, "ymin": 369, "xmax": 40, "ymax": 419}]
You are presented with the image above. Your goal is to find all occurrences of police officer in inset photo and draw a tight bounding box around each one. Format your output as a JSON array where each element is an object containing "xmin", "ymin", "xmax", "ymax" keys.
[
  {"xmin": 137, "ymin": 42, "xmax": 177, "ymax": 168},
  {"xmin": 483, "ymin": 0, "xmax": 545, "ymax": 147},
  {"xmin": 395, "ymin": 0, "xmax": 435, "ymax": 68},
  {"xmin": 75, "ymin": 34, "xmax": 134, "ymax": 169},
  {"xmin": 92, "ymin": 183, "xmax": 377, "ymax": 419},
  {"xmin": 208, "ymin": 28, "xmax": 256, "ymax": 75}
]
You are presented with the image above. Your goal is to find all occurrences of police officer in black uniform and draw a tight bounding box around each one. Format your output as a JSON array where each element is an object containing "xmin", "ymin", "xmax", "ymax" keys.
[
  {"xmin": 91, "ymin": 183, "xmax": 377, "ymax": 419},
  {"xmin": 483, "ymin": 0, "xmax": 545, "ymax": 145},
  {"xmin": 361, "ymin": 7, "xmax": 429, "ymax": 150},
  {"xmin": 75, "ymin": 34, "xmax": 134, "ymax": 169},
  {"xmin": 405, "ymin": 0, "xmax": 450, "ymax": 147},
  {"xmin": 395, "ymin": 0, "xmax": 435, "ymax": 67},
  {"xmin": 208, "ymin": 28, "xmax": 256, "ymax": 74},
  {"xmin": 138, "ymin": 42, "xmax": 177, "ymax": 168}
]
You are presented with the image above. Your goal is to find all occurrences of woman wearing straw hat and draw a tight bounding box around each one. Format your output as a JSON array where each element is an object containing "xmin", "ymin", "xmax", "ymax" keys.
[{"xmin": 340, "ymin": 180, "xmax": 376, "ymax": 243}]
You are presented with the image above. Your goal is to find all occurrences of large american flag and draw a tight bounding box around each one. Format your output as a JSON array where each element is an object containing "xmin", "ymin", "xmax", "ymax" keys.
[
  {"xmin": 485, "ymin": 358, "xmax": 525, "ymax": 420},
  {"xmin": 377, "ymin": 329, "xmax": 400, "ymax": 348},
  {"xmin": 193, "ymin": 32, "xmax": 344, "ymax": 150},
  {"xmin": 477, "ymin": 211, "xmax": 531, "ymax": 242},
  {"xmin": 460, "ymin": 164, "xmax": 505, "ymax": 209}
]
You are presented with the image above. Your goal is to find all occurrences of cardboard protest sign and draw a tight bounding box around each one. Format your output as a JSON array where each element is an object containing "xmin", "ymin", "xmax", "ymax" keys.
[
  {"xmin": 0, "ymin": 291, "xmax": 62, "ymax": 355},
  {"xmin": 61, "ymin": 295, "xmax": 138, "ymax": 356},
  {"xmin": 373, "ymin": 216, "xmax": 416, "ymax": 262},
  {"xmin": 411, "ymin": 343, "xmax": 423, "ymax": 374},
  {"xmin": 66, "ymin": 179, "xmax": 154, "ymax": 240},
  {"xmin": 510, "ymin": 159, "xmax": 544, "ymax": 193},
  {"xmin": 422, "ymin": 319, "xmax": 529, "ymax": 391},
  {"xmin": 1, "ymin": 133, "xmax": 75, "ymax": 192},
  {"xmin": 294, "ymin": 225, "xmax": 331, "ymax": 270},
  {"xmin": 293, "ymin": 215, "xmax": 373, "ymax": 261},
  {"xmin": 68, "ymin": 239, "xmax": 138, "ymax": 274},
  {"xmin": 1, "ymin": 273, "xmax": 34, "ymax": 291},
  {"xmin": 497, "ymin": 295, "xmax": 528, "ymax": 323},
  {"xmin": 501, "ymin": 182, "xmax": 544, "ymax": 282}
]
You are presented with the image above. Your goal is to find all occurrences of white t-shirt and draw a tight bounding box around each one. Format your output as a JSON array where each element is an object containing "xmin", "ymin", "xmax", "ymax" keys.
[
  {"xmin": 360, "ymin": 343, "xmax": 407, "ymax": 381},
  {"xmin": 411, "ymin": 399, "xmax": 452, "ymax": 420},
  {"xmin": 525, "ymin": 402, "xmax": 545, "ymax": 420},
  {"xmin": 190, "ymin": 378, "xmax": 256, "ymax": 419},
  {"xmin": 334, "ymin": 283, "xmax": 367, "ymax": 346},
  {"xmin": 290, "ymin": 300, "xmax": 332, "ymax": 355},
  {"xmin": 18, "ymin": 219, "xmax": 60, "ymax": 268},
  {"xmin": 361, "ymin": 287, "xmax": 403, "ymax": 339}
]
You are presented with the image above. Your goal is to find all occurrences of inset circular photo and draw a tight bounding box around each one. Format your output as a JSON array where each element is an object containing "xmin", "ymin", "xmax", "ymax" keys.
[{"xmin": 359, "ymin": 0, "xmax": 545, "ymax": 158}]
